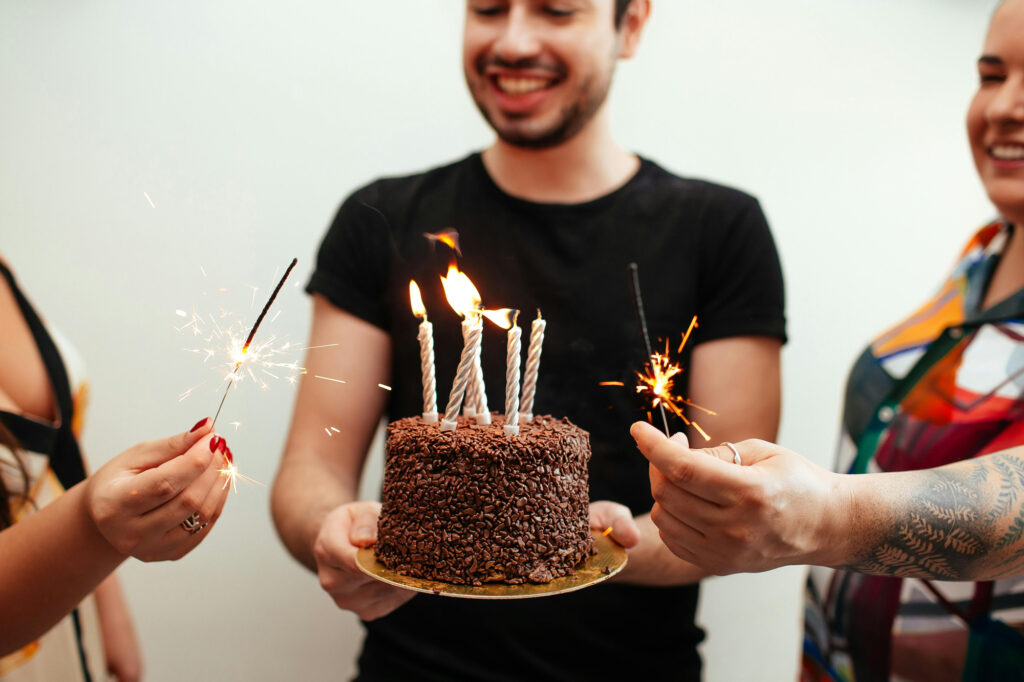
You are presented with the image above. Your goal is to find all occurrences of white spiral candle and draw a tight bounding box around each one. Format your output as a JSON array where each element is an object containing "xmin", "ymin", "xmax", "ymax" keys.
[
  {"xmin": 504, "ymin": 321, "xmax": 522, "ymax": 436},
  {"xmin": 519, "ymin": 313, "xmax": 546, "ymax": 423},
  {"xmin": 441, "ymin": 318, "xmax": 480, "ymax": 431},
  {"xmin": 463, "ymin": 321, "xmax": 478, "ymax": 418},
  {"xmin": 472, "ymin": 344, "xmax": 491, "ymax": 425},
  {"xmin": 417, "ymin": 319, "xmax": 437, "ymax": 423}
]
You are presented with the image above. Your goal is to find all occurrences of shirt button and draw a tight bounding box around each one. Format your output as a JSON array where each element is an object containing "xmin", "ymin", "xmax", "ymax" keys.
[
  {"xmin": 949, "ymin": 328, "xmax": 963, "ymax": 339},
  {"xmin": 878, "ymin": 406, "xmax": 895, "ymax": 423}
]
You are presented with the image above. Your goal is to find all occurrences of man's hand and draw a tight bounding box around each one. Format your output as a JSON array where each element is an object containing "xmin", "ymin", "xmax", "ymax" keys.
[
  {"xmin": 588, "ymin": 500, "xmax": 641, "ymax": 549},
  {"xmin": 630, "ymin": 421, "xmax": 848, "ymax": 575},
  {"xmin": 313, "ymin": 501, "xmax": 415, "ymax": 621}
]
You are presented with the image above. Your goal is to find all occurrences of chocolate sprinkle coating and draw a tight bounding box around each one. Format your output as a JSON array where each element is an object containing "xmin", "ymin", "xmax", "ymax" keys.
[{"xmin": 375, "ymin": 414, "xmax": 595, "ymax": 585}]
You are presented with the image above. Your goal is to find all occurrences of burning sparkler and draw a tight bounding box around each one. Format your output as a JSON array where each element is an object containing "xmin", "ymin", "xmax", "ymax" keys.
[
  {"xmin": 210, "ymin": 258, "xmax": 298, "ymax": 425},
  {"xmin": 176, "ymin": 259, "xmax": 301, "ymax": 492},
  {"xmin": 634, "ymin": 336, "xmax": 716, "ymax": 442},
  {"xmin": 622, "ymin": 264, "xmax": 716, "ymax": 440}
]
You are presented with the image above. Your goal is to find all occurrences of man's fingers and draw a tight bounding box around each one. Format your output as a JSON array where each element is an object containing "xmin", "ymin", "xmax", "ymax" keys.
[
  {"xmin": 650, "ymin": 501, "xmax": 707, "ymax": 548},
  {"xmin": 632, "ymin": 421, "xmax": 737, "ymax": 504},
  {"xmin": 589, "ymin": 500, "xmax": 640, "ymax": 548},
  {"xmin": 349, "ymin": 502, "xmax": 382, "ymax": 548},
  {"xmin": 648, "ymin": 465, "xmax": 723, "ymax": 533}
]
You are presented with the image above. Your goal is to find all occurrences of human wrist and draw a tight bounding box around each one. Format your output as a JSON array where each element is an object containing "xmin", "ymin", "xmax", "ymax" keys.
[
  {"xmin": 810, "ymin": 471, "xmax": 861, "ymax": 568},
  {"xmin": 73, "ymin": 480, "xmax": 130, "ymax": 564}
]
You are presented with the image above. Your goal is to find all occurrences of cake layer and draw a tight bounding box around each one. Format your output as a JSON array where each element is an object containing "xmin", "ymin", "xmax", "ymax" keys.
[{"xmin": 376, "ymin": 414, "xmax": 594, "ymax": 585}]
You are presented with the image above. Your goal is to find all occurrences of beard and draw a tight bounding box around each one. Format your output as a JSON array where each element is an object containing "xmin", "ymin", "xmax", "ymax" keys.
[{"xmin": 468, "ymin": 55, "xmax": 615, "ymax": 150}]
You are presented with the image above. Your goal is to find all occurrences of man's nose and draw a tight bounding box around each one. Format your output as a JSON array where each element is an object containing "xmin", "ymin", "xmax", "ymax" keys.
[{"xmin": 493, "ymin": 6, "xmax": 543, "ymax": 63}]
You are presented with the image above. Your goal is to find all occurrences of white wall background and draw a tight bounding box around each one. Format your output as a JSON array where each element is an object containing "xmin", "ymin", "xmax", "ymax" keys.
[{"xmin": 0, "ymin": 1, "xmax": 999, "ymax": 680}]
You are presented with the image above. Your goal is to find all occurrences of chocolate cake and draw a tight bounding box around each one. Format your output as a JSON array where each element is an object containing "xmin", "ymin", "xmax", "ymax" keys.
[{"xmin": 375, "ymin": 414, "xmax": 595, "ymax": 585}]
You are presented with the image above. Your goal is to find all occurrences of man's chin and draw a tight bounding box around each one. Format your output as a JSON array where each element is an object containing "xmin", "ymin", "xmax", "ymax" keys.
[{"xmin": 484, "ymin": 112, "xmax": 583, "ymax": 151}]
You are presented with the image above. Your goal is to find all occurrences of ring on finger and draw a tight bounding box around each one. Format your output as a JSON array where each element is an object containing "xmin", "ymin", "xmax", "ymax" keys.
[
  {"xmin": 722, "ymin": 442, "xmax": 742, "ymax": 465},
  {"xmin": 180, "ymin": 511, "xmax": 206, "ymax": 535}
]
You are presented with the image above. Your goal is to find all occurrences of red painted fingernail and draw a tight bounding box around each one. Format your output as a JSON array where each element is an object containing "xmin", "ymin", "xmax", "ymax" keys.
[
  {"xmin": 218, "ymin": 438, "xmax": 229, "ymax": 455},
  {"xmin": 225, "ymin": 447, "xmax": 234, "ymax": 464},
  {"xmin": 209, "ymin": 436, "xmax": 222, "ymax": 453},
  {"xmin": 190, "ymin": 418, "xmax": 209, "ymax": 433}
]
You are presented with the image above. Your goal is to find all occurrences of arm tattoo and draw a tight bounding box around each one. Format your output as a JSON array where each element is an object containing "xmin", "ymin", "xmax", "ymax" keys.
[{"xmin": 844, "ymin": 451, "xmax": 1024, "ymax": 580}]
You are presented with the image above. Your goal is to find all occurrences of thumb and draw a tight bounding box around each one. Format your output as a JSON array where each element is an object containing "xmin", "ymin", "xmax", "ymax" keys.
[{"xmin": 349, "ymin": 503, "xmax": 381, "ymax": 548}]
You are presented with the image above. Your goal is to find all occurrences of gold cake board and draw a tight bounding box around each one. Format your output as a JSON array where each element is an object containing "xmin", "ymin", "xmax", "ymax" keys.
[{"xmin": 356, "ymin": 531, "xmax": 627, "ymax": 599}]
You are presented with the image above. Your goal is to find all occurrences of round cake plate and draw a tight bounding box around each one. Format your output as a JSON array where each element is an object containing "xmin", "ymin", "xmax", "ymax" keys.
[{"xmin": 355, "ymin": 531, "xmax": 627, "ymax": 599}]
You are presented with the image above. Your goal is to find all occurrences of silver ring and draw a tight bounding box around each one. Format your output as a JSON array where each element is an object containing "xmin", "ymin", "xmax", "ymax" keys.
[
  {"xmin": 723, "ymin": 442, "xmax": 742, "ymax": 465},
  {"xmin": 180, "ymin": 511, "xmax": 205, "ymax": 535}
]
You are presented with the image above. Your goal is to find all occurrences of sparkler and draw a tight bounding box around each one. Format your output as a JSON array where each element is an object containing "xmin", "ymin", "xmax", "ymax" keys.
[
  {"xmin": 211, "ymin": 258, "xmax": 298, "ymax": 426},
  {"xmin": 635, "ymin": 337, "xmax": 716, "ymax": 442},
  {"xmin": 628, "ymin": 263, "xmax": 670, "ymax": 436},
  {"xmin": 625, "ymin": 264, "xmax": 716, "ymax": 441}
]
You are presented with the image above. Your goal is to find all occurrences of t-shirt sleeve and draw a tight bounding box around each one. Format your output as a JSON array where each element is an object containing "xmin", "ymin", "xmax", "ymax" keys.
[
  {"xmin": 306, "ymin": 182, "xmax": 394, "ymax": 330},
  {"xmin": 694, "ymin": 194, "xmax": 787, "ymax": 345}
]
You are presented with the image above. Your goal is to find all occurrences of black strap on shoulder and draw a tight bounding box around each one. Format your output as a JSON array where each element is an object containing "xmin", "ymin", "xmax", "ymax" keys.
[{"xmin": 0, "ymin": 262, "xmax": 87, "ymax": 489}]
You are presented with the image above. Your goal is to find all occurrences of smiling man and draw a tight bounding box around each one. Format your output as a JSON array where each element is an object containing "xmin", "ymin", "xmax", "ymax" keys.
[{"xmin": 272, "ymin": 1, "xmax": 786, "ymax": 680}]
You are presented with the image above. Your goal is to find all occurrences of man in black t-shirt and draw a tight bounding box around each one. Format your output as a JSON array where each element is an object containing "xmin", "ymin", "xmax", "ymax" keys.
[{"xmin": 272, "ymin": 1, "xmax": 785, "ymax": 680}]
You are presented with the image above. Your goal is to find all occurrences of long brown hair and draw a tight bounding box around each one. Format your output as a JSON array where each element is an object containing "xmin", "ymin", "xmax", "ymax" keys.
[{"xmin": 0, "ymin": 420, "xmax": 29, "ymax": 529}]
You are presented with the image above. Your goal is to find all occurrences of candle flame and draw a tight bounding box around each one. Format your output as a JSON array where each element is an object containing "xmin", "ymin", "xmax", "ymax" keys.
[
  {"xmin": 440, "ymin": 265, "xmax": 481, "ymax": 318},
  {"xmin": 409, "ymin": 280, "xmax": 427, "ymax": 320},
  {"xmin": 481, "ymin": 308, "xmax": 517, "ymax": 329},
  {"xmin": 422, "ymin": 228, "xmax": 462, "ymax": 255}
]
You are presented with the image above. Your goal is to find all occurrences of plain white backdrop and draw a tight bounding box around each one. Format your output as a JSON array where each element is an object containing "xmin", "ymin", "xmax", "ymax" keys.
[{"xmin": 0, "ymin": 1, "xmax": 1000, "ymax": 680}]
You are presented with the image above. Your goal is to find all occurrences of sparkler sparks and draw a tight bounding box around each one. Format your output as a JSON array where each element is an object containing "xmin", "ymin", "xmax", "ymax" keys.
[
  {"xmin": 631, "ymin": 332, "xmax": 717, "ymax": 441},
  {"xmin": 177, "ymin": 260, "xmax": 301, "ymax": 495},
  {"xmin": 211, "ymin": 258, "xmax": 298, "ymax": 425},
  {"xmin": 624, "ymin": 261, "xmax": 716, "ymax": 441},
  {"xmin": 217, "ymin": 456, "xmax": 265, "ymax": 494}
]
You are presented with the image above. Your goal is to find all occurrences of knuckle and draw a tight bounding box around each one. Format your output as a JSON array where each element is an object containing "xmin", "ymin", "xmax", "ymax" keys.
[
  {"xmin": 667, "ymin": 458, "xmax": 696, "ymax": 486},
  {"xmin": 722, "ymin": 525, "xmax": 753, "ymax": 547},
  {"xmin": 179, "ymin": 491, "xmax": 204, "ymax": 512},
  {"xmin": 188, "ymin": 448, "xmax": 212, "ymax": 472},
  {"xmin": 649, "ymin": 475, "xmax": 668, "ymax": 501},
  {"xmin": 155, "ymin": 477, "xmax": 177, "ymax": 500}
]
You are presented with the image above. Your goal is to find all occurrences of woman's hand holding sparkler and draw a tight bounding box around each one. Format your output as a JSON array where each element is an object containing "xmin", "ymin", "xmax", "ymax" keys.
[
  {"xmin": 85, "ymin": 417, "xmax": 232, "ymax": 562},
  {"xmin": 630, "ymin": 421, "xmax": 845, "ymax": 576},
  {"xmin": 313, "ymin": 500, "xmax": 415, "ymax": 621}
]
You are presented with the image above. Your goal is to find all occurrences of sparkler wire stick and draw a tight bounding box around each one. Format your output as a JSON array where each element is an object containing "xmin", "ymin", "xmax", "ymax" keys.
[
  {"xmin": 212, "ymin": 258, "xmax": 298, "ymax": 426},
  {"xmin": 627, "ymin": 262, "xmax": 671, "ymax": 436}
]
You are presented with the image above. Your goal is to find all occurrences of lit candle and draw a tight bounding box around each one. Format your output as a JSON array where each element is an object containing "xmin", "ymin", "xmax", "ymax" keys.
[
  {"xmin": 479, "ymin": 308, "xmax": 517, "ymax": 426},
  {"xmin": 408, "ymin": 281, "xmax": 437, "ymax": 423},
  {"xmin": 519, "ymin": 310, "xmax": 545, "ymax": 423},
  {"xmin": 471, "ymin": 347, "xmax": 491, "ymax": 425},
  {"xmin": 441, "ymin": 315, "xmax": 480, "ymax": 431},
  {"xmin": 463, "ymin": 321, "xmax": 477, "ymax": 418},
  {"xmin": 504, "ymin": 310, "xmax": 522, "ymax": 437},
  {"xmin": 439, "ymin": 267, "xmax": 483, "ymax": 432}
]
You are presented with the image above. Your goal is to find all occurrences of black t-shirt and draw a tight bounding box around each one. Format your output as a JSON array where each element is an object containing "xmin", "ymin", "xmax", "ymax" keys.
[{"xmin": 308, "ymin": 153, "xmax": 786, "ymax": 681}]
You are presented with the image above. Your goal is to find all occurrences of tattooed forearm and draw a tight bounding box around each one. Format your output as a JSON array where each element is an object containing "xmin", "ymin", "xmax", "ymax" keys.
[{"xmin": 843, "ymin": 450, "xmax": 1024, "ymax": 580}]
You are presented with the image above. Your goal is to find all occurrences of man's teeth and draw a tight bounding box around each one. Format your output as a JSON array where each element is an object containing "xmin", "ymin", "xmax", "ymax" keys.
[
  {"xmin": 991, "ymin": 144, "xmax": 1024, "ymax": 161},
  {"xmin": 497, "ymin": 76, "xmax": 552, "ymax": 96}
]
